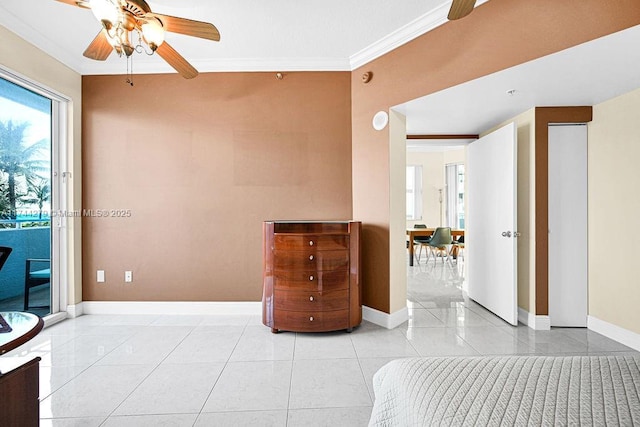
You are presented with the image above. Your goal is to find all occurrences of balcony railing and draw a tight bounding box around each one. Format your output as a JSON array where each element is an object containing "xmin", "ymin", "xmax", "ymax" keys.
[
  {"xmin": 0, "ymin": 223, "xmax": 51, "ymax": 311},
  {"xmin": 0, "ymin": 217, "xmax": 51, "ymax": 229}
]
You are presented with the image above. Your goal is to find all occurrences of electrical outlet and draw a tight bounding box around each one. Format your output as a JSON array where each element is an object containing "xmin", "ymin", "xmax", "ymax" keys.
[
  {"xmin": 97, "ymin": 270, "xmax": 105, "ymax": 283},
  {"xmin": 125, "ymin": 271, "xmax": 132, "ymax": 283}
]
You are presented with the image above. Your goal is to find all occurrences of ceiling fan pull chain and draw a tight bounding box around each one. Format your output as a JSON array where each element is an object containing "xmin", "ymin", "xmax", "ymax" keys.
[{"xmin": 126, "ymin": 54, "xmax": 134, "ymax": 86}]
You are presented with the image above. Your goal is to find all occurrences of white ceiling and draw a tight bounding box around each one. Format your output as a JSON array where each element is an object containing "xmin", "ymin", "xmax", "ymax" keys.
[
  {"xmin": 0, "ymin": 0, "xmax": 472, "ymax": 73},
  {"xmin": 1, "ymin": 1, "xmax": 639, "ymax": 144},
  {"xmin": 398, "ymin": 23, "xmax": 640, "ymax": 147}
]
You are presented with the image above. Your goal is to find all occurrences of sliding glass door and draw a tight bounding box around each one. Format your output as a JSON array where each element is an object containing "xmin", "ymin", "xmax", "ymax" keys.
[{"xmin": 0, "ymin": 72, "xmax": 66, "ymax": 317}]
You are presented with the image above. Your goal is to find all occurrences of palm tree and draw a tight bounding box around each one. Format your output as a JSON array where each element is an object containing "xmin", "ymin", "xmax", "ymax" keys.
[
  {"xmin": 22, "ymin": 176, "xmax": 50, "ymax": 219},
  {"xmin": 0, "ymin": 120, "xmax": 49, "ymax": 220},
  {"xmin": 0, "ymin": 175, "xmax": 10, "ymax": 220}
]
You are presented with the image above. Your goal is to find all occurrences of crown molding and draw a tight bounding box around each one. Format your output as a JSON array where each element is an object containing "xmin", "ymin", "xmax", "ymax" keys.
[
  {"xmin": 349, "ymin": 0, "xmax": 490, "ymax": 70},
  {"xmin": 349, "ymin": 3, "xmax": 449, "ymax": 70},
  {"xmin": 0, "ymin": 12, "xmax": 84, "ymax": 74},
  {"xmin": 2, "ymin": 1, "xmax": 488, "ymax": 75}
]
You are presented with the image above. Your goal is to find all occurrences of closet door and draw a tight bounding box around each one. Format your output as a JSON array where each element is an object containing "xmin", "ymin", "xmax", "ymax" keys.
[{"xmin": 548, "ymin": 124, "xmax": 588, "ymax": 327}]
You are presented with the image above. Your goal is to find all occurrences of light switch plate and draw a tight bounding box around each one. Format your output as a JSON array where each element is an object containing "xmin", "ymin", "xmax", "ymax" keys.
[
  {"xmin": 97, "ymin": 270, "xmax": 105, "ymax": 283},
  {"xmin": 125, "ymin": 271, "xmax": 132, "ymax": 283}
]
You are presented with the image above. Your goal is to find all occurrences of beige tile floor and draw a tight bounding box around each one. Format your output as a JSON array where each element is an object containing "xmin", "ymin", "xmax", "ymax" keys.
[{"xmin": 1, "ymin": 258, "xmax": 637, "ymax": 426}]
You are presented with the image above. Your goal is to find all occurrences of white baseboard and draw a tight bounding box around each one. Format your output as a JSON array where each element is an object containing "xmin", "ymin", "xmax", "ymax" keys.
[
  {"xmin": 362, "ymin": 305, "xmax": 408, "ymax": 329},
  {"xmin": 518, "ymin": 307, "xmax": 551, "ymax": 330},
  {"xmin": 66, "ymin": 303, "xmax": 83, "ymax": 318},
  {"xmin": 43, "ymin": 311, "xmax": 68, "ymax": 328},
  {"xmin": 80, "ymin": 301, "xmax": 262, "ymax": 316},
  {"xmin": 588, "ymin": 315, "xmax": 640, "ymax": 352}
]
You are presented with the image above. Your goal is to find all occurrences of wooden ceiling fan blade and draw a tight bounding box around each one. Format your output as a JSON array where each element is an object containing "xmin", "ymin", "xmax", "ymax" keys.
[
  {"xmin": 448, "ymin": 0, "xmax": 477, "ymax": 20},
  {"xmin": 83, "ymin": 30, "xmax": 114, "ymax": 61},
  {"xmin": 155, "ymin": 42, "xmax": 199, "ymax": 79},
  {"xmin": 150, "ymin": 13, "xmax": 220, "ymax": 41}
]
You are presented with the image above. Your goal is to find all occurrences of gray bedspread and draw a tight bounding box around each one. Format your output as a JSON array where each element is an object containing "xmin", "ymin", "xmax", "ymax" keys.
[{"xmin": 369, "ymin": 355, "xmax": 640, "ymax": 426}]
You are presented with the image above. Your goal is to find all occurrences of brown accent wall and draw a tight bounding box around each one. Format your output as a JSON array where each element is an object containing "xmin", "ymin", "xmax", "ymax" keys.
[
  {"xmin": 352, "ymin": 0, "xmax": 640, "ymax": 313},
  {"xmin": 81, "ymin": 0, "xmax": 640, "ymax": 307},
  {"xmin": 82, "ymin": 72, "xmax": 352, "ymax": 301}
]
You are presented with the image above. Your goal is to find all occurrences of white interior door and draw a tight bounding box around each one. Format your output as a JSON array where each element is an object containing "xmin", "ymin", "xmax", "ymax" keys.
[
  {"xmin": 548, "ymin": 125, "xmax": 588, "ymax": 327},
  {"xmin": 467, "ymin": 122, "xmax": 518, "ymax": 325}
]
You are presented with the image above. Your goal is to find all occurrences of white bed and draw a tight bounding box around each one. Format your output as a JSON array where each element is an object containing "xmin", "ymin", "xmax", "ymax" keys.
[{"xmin": 369, "ymin": 355, "xmax": 640, "ymax": 426}]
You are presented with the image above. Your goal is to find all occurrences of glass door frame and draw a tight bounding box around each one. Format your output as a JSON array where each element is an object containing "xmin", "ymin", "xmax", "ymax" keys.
[{"xmin": 0, "ymin": 66, "xmax": 70, "ymax": 323}]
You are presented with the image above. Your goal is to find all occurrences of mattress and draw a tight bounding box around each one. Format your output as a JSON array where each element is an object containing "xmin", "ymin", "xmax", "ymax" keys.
[{"xmin": 369, "ymin": 355, "xmax": 640, "ymax": 426}]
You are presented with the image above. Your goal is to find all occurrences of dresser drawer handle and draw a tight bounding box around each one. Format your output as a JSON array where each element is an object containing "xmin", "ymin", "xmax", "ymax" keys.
[
  {"xmin": 309, "ymin": 255, "xmax": 314, "ymax": 261},
  {"xmin": 309, "ymin": 240, "xmax": 314, "ymax": 246},
  {"xmin": 309, "ymin": 296, "xmax": 314, "ymax": 302},
  {"xmin": 309, "ymin": 316, "xmax": 314, "ymax": 322},
  {"xmin": 309, "ymin": 275, "xmax": 314, "ymax": 281}
]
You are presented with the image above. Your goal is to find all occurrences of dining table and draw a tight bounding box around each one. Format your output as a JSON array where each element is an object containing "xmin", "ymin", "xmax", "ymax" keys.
[{"xmin": 406, "ymin": 228, "xmax": 465, "ymax": 266}]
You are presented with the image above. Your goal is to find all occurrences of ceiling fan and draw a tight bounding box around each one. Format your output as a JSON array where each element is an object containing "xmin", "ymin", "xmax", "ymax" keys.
[
  {"xmin": 55, "ymin": 0, "xmax": 220, "ymax": 79},
  {"xmin": 448, "ymin": 0, "xmax": 477, "ymax": 20}
]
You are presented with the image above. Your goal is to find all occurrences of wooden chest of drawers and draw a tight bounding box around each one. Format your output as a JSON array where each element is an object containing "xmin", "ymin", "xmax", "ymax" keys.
[{"xmin": 262, "ymin": 221, "xmax": 362, "ymax": 333}]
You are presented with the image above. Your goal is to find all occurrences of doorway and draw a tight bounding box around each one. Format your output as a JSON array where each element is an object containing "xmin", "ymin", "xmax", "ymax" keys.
[{"xmin": 404, "ymin": 138, "xmax": 468, "ymax": 309}]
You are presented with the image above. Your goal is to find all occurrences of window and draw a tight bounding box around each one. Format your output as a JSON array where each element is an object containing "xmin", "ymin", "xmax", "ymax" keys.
[
  {"xmin": 445, "ymin": 163, "xmax": 465, "ymax": 228},
  {"xmin": 406, "ymin": 165, "xmax": 423, "ymax": 220}
]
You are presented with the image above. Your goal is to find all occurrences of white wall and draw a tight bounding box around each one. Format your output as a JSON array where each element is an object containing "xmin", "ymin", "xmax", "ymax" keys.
[
  {"xmin": 588, "ymin": 87, "xmax": 640, "ymax": 335},
  {"xmin": 390, "ymin": 112, "xmax": 408, "ymax": 314},
  {"xmin": 406, "ymin": 148, "xmax": 465, "ymax": 229},
  {"xmin": 443, "ymin": 149, "xmax": 465, "ymax": 166}
]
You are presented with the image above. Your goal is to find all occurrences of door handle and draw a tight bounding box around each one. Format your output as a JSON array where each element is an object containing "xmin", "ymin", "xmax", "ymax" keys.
[{"xmin": 501, "ymin": 231, "xmax": 512, "ymax": 238}]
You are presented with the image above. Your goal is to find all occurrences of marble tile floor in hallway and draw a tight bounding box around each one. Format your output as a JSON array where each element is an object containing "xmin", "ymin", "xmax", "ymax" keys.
[{"xmin": 1, "ymin": 258, "xmax": 637, "ymax": 426}]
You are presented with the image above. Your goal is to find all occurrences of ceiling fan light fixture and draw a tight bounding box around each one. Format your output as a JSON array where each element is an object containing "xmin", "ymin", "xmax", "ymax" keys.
[
  {"xmin": 104, "ymin": 28, "xmax": 121, "ymax": 48},
  {"xmin": 121, "ymin": 41, "xmax": 134, "ymax": 57},
  {"xmin": 141, "ymin": 18, "xmax": 165, "ymax": 50},
  {"xmin": 105, "ymin": 26, "xmax": 134, "ymax": 56},
  {"xmin": 90, "ymin": 0, "xmax": 120, "ymax": 27},
  {"xmin": 61, "ymin": 0, "xmax": 220, "ymax": 79}
]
